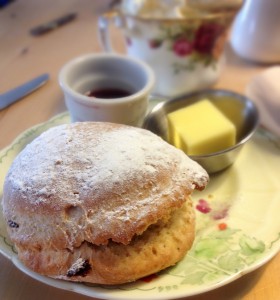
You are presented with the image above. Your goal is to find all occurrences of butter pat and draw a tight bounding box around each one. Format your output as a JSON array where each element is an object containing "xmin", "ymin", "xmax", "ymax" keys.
[{"xmin": 167, "ymin": 99, "xmax": 236, "ymax": 155}]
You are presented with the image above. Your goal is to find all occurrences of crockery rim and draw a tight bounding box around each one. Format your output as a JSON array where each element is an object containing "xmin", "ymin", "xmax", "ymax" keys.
[{"xmin": 58, "ymin": 53, "xmax": 155, "ymax": 106}]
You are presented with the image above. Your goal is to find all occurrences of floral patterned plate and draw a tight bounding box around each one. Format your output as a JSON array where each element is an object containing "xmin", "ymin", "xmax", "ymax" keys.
[{"xmin": 1, "ymin": 112, "xmax": 280, "ymax": 300}]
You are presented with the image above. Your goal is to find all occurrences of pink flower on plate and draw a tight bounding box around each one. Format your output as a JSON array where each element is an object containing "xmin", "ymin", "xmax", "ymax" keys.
[
  {"xmin": 196, "ymin": 199, "xmax": 211, "ymax": 214},
  {"xmin": 172, "ymin": 38, "xmax": 193, "ymax": 56}
]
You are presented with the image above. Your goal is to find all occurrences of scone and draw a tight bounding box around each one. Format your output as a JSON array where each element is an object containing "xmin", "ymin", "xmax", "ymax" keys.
[{"xmin": 2, "ymin": 122, "xmax": 208, "ymax": 284}]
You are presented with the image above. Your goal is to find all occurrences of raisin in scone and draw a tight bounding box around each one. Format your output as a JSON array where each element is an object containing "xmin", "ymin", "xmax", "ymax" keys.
[{"xmin": 2, "ymin": 122, "xmax": 208, "ymax": 284}]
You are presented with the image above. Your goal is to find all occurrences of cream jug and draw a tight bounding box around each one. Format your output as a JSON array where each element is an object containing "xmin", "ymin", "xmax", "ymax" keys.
[{"xmin": 231, "ymin": 0, "xmax": 280, "ymax": 63}]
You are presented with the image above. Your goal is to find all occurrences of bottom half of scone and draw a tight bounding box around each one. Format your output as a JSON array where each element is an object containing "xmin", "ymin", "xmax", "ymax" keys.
[{"xmin": 14, "ymin": 199, "xmax": 195, "ymax": 285}]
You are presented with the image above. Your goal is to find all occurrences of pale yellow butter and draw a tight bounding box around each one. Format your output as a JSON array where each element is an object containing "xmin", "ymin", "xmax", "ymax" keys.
[{"xmin": 167, "ymin": 99, "xmax": 236, "ymax": 155}]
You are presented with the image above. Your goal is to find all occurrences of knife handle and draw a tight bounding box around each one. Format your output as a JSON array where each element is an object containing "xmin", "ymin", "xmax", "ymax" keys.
[{"xmin": 30, "ymin": 13, "xmax": 77, "ymax": 36}]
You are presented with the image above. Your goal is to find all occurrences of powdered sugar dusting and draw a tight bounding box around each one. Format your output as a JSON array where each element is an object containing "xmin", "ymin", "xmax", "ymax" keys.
[
  {"xmin": 3, "ymin": 122, "xmax": 208, "ymax": 245},
  {"xmin": 5, "ymin": 122, "xmax": 208, "ymax": 206}
]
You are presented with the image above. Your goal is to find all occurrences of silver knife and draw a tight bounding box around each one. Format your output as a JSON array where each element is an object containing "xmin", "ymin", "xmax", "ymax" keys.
[{"xmin": 0, "ymin": 73, "xmax": 49, "ymax": 110}]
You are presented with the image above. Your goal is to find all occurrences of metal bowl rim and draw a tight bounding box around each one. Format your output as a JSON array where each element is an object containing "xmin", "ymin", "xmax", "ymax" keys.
[{"xmin": 145, "ymin": 89, "xmax": 260, "ymax": 158}]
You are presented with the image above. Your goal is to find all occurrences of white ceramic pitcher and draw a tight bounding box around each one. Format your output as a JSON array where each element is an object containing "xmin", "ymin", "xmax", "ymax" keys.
[{"xmin": 231, "ymin": 0, "xmax": 280, "ymax": 63}]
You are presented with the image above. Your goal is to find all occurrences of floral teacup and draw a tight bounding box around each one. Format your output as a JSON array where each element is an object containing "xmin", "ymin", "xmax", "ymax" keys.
[{"xmin": 98, "ymin": 2, "xmax": 241, "ymax": 97}]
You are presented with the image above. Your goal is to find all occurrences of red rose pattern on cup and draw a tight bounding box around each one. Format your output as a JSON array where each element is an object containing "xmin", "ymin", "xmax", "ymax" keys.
[
  {"xmin": 172, "ymin": 38, "xmax": 193, "ymax": 56},
  {"xmin": 125, "ymin": 36, "xmax": 132, "ymax": 46},
  {"xmin": 149, "ymin": 38, "xmax": 163, "ymax": 49},
  {"xmin": 194, "ymin": 23, "xmax": 224, "ymax": 54},
  {"xmin": 125, "ymin": 22, "xmax": 227, "ymax": 74},
  {"xmin": 148, "ymin": 22, "xmax": 225, "ymax": 59}
]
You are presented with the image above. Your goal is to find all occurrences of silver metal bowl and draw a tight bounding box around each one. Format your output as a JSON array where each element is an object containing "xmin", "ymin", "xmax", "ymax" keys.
[{"xmin": 143, "ymin": 89, "xmax": 260, "ymax": 174}]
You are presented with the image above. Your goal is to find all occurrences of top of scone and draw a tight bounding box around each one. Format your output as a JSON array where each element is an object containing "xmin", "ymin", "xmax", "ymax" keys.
[{"xmin": 3, "ymin": 122, "xmax": 208, "ymax": 248}]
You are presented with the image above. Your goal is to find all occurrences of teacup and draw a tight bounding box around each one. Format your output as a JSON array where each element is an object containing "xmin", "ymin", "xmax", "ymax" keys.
[
  {"xmin": 59, "ymin": 53, "xmax": 155, "ymax": 126},
  {"xmin": 98, "ymin": 1, "xmax": 241, "ymax": 97}
]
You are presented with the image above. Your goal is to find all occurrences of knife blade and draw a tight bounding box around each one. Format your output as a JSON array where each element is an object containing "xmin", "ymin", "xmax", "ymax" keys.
[{"xmin": 0, "ymin": 73, "xmax": 49, "ymax": 110}]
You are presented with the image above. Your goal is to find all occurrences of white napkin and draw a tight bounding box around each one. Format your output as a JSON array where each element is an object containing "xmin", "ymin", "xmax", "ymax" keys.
[{"xmin": 246, "ymin": 66, "xmax": 280, "ymax": 137}]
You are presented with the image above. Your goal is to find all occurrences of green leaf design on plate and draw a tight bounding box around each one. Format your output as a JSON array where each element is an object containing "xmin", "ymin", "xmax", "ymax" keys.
[
  {"xmin": 194, "ymin": 238, "xmax": 230, "ymax": 259},
  {"xmin": 181, "ymin": 271, "xmax": 206, "ymax": 285},
  {"xmin": 169, "ymin": 257, "xmax": 198, "ymax": 275},
  {"xmin": 208, "ymin": 228, "xmax": 240, "ymax": 239},
  {"xmin": 168, "ymin": 227, "xmax": 271, "ymax": 286},
  {"xmin": 217, "ymin": 251, "xmax": 245, "ymax": 272},
  {"xmin": 239, "ymin": 235, "xmax": 265, "ymax": 256},
  {"xmin": 158, "ymin": 285, "xmax": 178, "ymax": 292}
]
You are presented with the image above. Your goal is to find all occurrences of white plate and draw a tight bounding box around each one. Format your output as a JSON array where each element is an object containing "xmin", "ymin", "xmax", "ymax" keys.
[{"xmin": 1, "ymin": 113, "xmax": 280, "ymax": 300}]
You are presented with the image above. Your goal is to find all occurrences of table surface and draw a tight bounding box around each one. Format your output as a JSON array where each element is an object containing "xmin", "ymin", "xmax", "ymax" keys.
[{"xmin": 1, "ymin": 1, "xmax": 279, "ymax": 299}]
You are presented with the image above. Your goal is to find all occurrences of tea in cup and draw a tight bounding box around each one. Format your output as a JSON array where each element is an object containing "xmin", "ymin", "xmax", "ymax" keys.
[
  {"xmin": 59, "ymin": 53, "xmax": 155, "ymax": 126},
  {"xmin": 98, "ymin": 0, "xmax": 241, "ymax": 97}
]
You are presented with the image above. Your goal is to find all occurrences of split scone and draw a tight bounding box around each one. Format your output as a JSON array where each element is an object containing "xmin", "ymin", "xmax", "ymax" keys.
[{"xmin": 2, "ymin": 122, "xmax": 208, "ymax": 284}]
